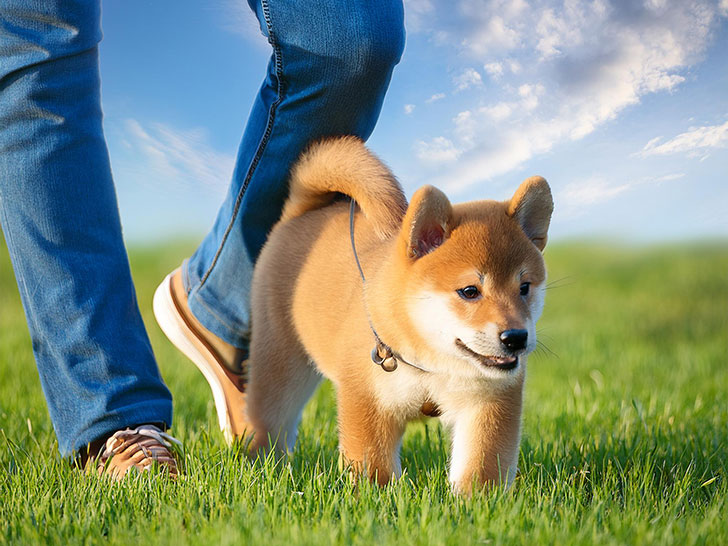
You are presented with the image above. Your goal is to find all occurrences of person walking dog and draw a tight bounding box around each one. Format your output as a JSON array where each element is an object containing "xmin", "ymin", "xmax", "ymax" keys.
[{"xmin": 0, "ymin": 0, "xmax": 404, "ymax": 478}]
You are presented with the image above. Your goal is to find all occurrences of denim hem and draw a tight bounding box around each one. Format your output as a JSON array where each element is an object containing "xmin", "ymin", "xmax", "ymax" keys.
[
  {"xmin": 65, "ymin": 399, "xmax": 173, "ymax": 457},
  {"xmin": 188, "ymin": 294, "xmax": 251, "ymax": 349},
  {"xmin": 182, "ymin": 260, "xmax": 250, "ymax": 348}
]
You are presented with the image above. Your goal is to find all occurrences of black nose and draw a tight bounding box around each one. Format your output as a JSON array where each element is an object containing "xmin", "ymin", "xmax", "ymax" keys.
[{"xmin": 500, "ymin": 329, "xmax": 528, "ymax": 352}]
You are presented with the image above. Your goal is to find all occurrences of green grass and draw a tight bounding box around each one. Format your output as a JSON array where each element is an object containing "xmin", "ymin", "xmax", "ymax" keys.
[{"xmin": 1, "ymin": 237, "xmax": 727, "ymax": 544}]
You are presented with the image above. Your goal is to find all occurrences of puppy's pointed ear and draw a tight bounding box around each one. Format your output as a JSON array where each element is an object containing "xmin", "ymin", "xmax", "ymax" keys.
[
  {"xmin": 507, "ymin": 176, "xmax": 553, "ymax": 251},
  {"xmin": 401, "ymin": 185, "xmax": 453, "ymax": 259}
]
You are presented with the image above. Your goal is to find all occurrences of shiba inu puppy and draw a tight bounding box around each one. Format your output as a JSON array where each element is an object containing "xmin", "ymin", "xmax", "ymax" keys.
[{"xmin": 244, "ymin": 136, "xmax": 553, "ymax": 493}]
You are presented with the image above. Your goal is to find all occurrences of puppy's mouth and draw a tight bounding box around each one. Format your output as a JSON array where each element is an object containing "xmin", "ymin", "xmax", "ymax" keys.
[{"xmin": 455, "ymin": 339, "xmax": 519, "ymax": 371}]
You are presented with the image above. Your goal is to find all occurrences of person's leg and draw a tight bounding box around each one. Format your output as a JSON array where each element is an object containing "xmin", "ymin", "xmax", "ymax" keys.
[
  {"xmin": 184, "ymin": 0, "xmax": 405, "ymax": 347},
  {"xmin": 0, "ymin": 0, "xmax": 172, "ymax": 457}
]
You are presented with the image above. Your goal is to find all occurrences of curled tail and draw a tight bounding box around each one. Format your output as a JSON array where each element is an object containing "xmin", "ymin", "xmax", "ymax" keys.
[{"xmin": 280, "ymin": 136, "xmax": 407, "ymax": 239}]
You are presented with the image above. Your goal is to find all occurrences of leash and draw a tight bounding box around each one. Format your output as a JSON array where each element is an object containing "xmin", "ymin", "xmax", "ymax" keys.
[{"xmin": 349, "ymin": 198, "xmax": 433, "ymax": 374}]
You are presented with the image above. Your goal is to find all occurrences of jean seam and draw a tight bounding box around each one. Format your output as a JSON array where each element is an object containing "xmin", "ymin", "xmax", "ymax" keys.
[{"xmin": 198, "ymin": 0, "xmax": 285, "ymax": 288}]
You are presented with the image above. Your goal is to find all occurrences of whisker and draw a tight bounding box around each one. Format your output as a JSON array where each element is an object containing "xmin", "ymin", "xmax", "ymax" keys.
[
  {"xmin": 536, "ymin": 339, "xmax": 559, "ymax": 359},
  {"xmin": 546, "ymin": 276, "xmax": 576, "ymax": 290},
  {"xmin": 537, "ymin": 332, "xmax": 557, "ymax": 344},
  {"xmin": 533, "ymin": 346, "xmax": 549, "ymax": 359}
]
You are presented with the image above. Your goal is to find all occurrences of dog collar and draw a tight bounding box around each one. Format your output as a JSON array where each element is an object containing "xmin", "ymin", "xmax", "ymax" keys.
[{"xmin": 349, "ymin": 198, "xmax": 434, "ymax": 374}]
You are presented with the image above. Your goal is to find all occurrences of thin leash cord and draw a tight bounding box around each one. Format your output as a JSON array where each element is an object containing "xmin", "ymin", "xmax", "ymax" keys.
[
  {"xmin": 348, "ymin": 198, "xmax": 433, "ymax": 374},
  {"xmin": 349, "ymin": 198, "xmax": 367, "ymax": 284}
]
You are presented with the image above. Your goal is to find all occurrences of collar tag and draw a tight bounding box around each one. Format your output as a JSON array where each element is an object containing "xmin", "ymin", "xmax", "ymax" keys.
[{"xmin": 371, "ymin": 344, "xmax": 398, "ymax": 372}]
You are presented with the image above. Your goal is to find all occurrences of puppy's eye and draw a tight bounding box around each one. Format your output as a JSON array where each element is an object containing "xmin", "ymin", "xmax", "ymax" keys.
[
  {"xmin": 520, "ymin": 282, "xmax": 531, "ymax": 296},
  {"xmin": 457, "ymin": 286, "xmax": 481, "ymax": 300}
]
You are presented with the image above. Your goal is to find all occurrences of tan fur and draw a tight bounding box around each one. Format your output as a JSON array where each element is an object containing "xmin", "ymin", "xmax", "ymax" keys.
[
  {"xmin": 281, "ymin": 136, "xmax": 407, "ymax": 239},
  {"xmin": 243, "ymin": 137, "xmax": 553, "ymax": 492}
]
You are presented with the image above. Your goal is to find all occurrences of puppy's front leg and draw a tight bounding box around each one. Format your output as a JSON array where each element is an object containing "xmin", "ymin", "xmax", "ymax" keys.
[
  {"xmin": 337, "ymin": 384, "xmax": 405, "ymax": 486},
  {"xmin": 448, "ymin": 385, "xmax": 524, "ymax": 494}
]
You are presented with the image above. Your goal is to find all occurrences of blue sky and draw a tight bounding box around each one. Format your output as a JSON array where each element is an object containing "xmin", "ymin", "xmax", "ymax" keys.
[{"xmin": 99, "ymin": 0, "xmax": 728, "ymax": 243}]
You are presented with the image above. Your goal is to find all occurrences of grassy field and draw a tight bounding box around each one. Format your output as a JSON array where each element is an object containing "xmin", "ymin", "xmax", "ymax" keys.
[{"xmin": 1, "ymin": 237, "xmax": 726, "ymax": 545}]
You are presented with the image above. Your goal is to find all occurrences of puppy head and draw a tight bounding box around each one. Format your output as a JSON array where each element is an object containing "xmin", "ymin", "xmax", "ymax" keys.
[{"xmin": 398, "ymin": 177, "xmax": 553, "ymax": 380}]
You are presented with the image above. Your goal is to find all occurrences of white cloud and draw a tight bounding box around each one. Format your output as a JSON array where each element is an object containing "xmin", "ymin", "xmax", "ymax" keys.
[
  {"xmin": 426, "ymin": 92, "xmax": 446, "ymax": 103},
  {"xmin": 483, "ymin": 62, "xmax": 503, "ymax": 78},
  {"xmin": 652, "ymin": 172, "xmax": 686, "ymax": 183},
  {"xmin": 507, "ymin": 59, "xmax": 522, "ymax": 74},
  {"xmin": 557, "ymin": 172, "xmax": 686, "ymax": 217},
  {"xmin": 480, "ymin": 102, "xmax": 513, "ymax": 121},
  {"xmin": 215, "ymin": 0, "xmax": 268, "ymax": 48},
  {"xmin": 464, "ymin": 15, "xmax": 520, "ymax": 53},
  {"xmin": 453, "ymin": 68, "xmax": 483, "ymax": 91},
  {"xmin": 517, "ymin": 83, "xmax": 545, "ymax": 110},
  {"xmin": 453, "ymin": 110, "xmax": 477, "ymax": 146},
  {"xmin": 406, "ymin": 0, "xmax": 726, "ymax": 193},
  {"xmin": 122, "ymin": 119, "xmax": 234, "ymax": 194},
  {"xmin": 404, "ymin": 104, "xmax": 416, "ymax": 115},
  {"xmin": 106, "ymin": 119, "xmax": 237, "ymax": 241},
  {"xmin": 535, "ymin": 7, "xmax": 583, "ymax": 58},
  {"xmin": 483, "ymin": 58, "xmax": 523, "ymax": 78},
  {"xmin": 560, "ymin": 178, "xmax": 631, "ymax": 208},
  {"xmin": 414, "ymin": 136, "xmax": 462, "ymax": 163},
  {"xmin": 458, "ymin": 0, "xmax": 528, "ymax": 55},
  {"xmin": 639, "ymin": 121, "xmax": 728, "ymax": 157},
  {"xmin": 404, "ymin": 0, "xmax": 435, "ymax": 30}
]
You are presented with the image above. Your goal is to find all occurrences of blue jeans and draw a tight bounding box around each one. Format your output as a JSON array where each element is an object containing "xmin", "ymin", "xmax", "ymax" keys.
[{"xmin": 0, "ymin": 0, "xmax": 404, "ymax": 456}]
